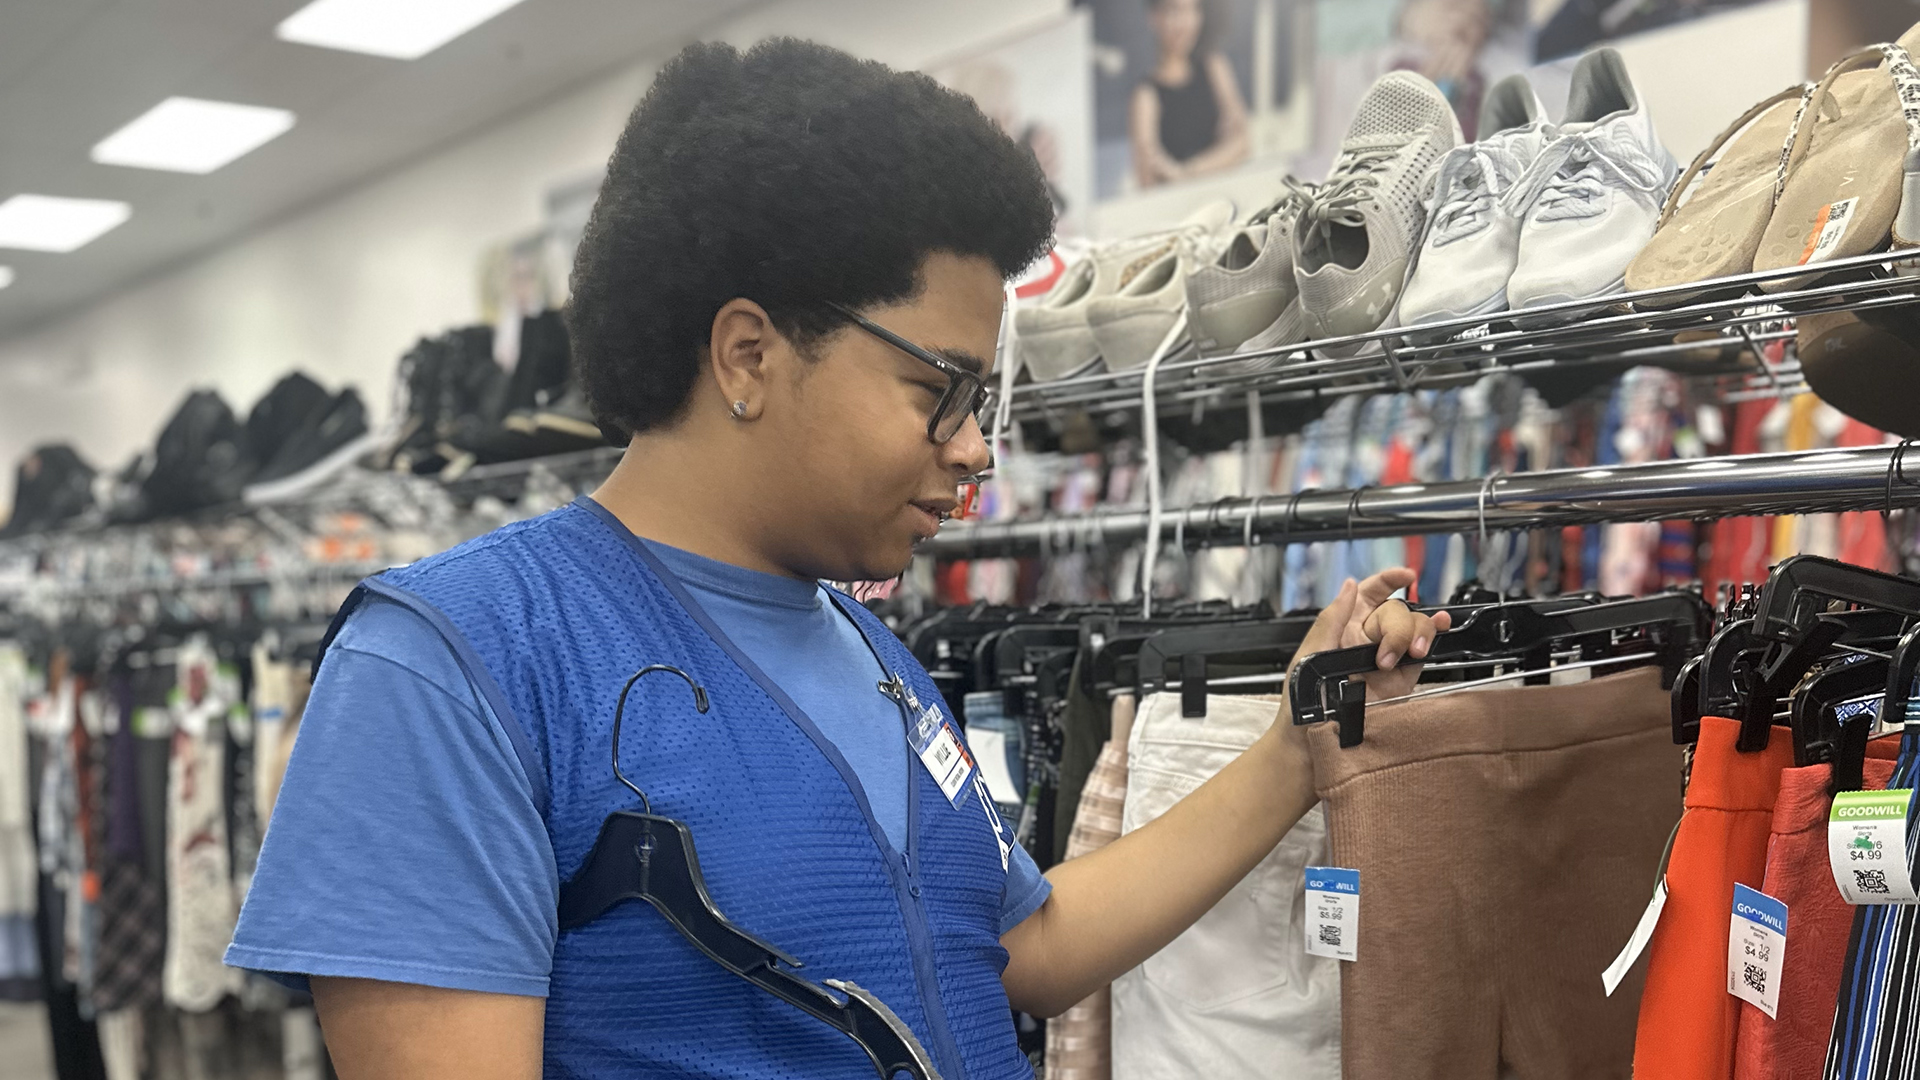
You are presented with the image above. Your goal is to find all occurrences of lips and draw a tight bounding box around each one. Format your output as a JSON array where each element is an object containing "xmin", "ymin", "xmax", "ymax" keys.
[{"xmin": 909, "ymin": 498, "xmax": 958, "ymax": 538}]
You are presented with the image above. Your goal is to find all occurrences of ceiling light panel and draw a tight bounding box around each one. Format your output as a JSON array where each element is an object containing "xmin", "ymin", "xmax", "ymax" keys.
[
  {"xmin": 0, "ymin": 196, "xmax": 132, "ymax": 253},
  {"xmin": 92, "ymin": 97, "xmax": 297, "ymax": 175},
  {"xmin": 277, "ymin": 0, "xmax": 531, "ymax": 60}
]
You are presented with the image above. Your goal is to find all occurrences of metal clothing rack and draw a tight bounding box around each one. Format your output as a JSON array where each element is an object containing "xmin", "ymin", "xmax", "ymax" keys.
[
  {"xmin": 1002, "ymin": 249, "xmax": 1920, "ymax": 424},
  {"xmin": 920, "ymin": 445, "xmax": 1920, "ymax": 559}
]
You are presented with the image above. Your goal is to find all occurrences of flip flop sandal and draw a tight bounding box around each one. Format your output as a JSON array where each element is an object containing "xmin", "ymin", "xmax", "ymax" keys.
[
  {"xmin": 1797, "ymin": 309, "xmax": 1920, "ymax": 439},
  {"xmin": 1754, "ymin": 43, "xmax": 1920, "ymax": 293},
  {"xmin": 1626, "ymin": 83, "xmax": 1813, "ymax": 305}
]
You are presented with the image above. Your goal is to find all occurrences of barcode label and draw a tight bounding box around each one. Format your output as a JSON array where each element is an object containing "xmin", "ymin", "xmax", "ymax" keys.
[
  {"xmin": 1728, "ymin": 883, "xmax": 1787, "ymax": 1019},
  {"xmin": 1318, "ymin": 924, "xmax": 1342, "ymax": 948},
  {"xmin": 1855, "ymin": 869, "xmax": 1891, "ymax": 895},
  {"xmin": 1304, "ymin": 867, "xmax": 1359, "ymax": 962}
]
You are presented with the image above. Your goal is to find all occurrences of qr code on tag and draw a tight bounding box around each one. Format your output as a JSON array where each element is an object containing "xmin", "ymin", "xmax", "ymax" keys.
[
  {"xmin": 1318, "ymin": 924, "xmax": 1342, "ymax": 948},
  {"xmin": 1855, "ymin": 869, "xmax": 1891, "ymax": 895},
  {"xmin": 1742, "ymin": 962, "xmax": 1767, "ymax": 996}
]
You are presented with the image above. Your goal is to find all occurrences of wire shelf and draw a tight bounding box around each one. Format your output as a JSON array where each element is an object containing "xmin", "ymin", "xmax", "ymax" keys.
[{"xmin": 1001, "ymin": 249, "xmax": 1920, "ymax": 424}]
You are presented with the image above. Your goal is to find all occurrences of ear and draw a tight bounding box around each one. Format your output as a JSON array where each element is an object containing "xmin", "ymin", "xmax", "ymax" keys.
[{"xmin": 708, "ymin": 298, "xmax": 775, "ymax": 422}]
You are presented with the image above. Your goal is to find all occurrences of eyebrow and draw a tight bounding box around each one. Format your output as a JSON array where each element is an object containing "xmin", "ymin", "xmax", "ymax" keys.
[{"xmin": 934, "ymin": 349, "xmax": 988, "ymax": 376}]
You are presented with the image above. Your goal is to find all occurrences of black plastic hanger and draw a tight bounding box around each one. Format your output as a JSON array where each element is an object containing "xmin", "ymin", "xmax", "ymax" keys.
[
  {"xmin": 1753, "ymin": 555, "xmax": 1920, "ymax": 643},
  {"xmin": 1289, "ymin": 592, "xmax": 1711, "ymax": 748},
  {"xmin": 1831, "ymin": 623, "xmax": 1920, "ymax": 795},
  {"xmin": 1790, "ymin": 656, "xmax": 1889, "ymax": 769},
  {"xmin": 1728, "ymin": 609, "xmax": 1909, "ymax": 753},
  {"xmin": 1135, "ymin": 617, "xmax": 1318, "ymax": 717},
  {"xmin": 556, "ymin": 664, "xmax": 945, "ymax": 1080}
]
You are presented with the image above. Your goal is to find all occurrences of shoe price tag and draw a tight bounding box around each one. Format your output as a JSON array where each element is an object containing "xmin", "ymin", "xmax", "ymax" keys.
[
  {"xmin": 1799, "ymin": 197, "xmax": 1860, "ymax": 265},
  {"xmin": 1829, "ymin": 789, "xmax": 1920, "ymax": 904},
  {"xmin": 1727, "ymin": 883, "xmax": 1788, "ymax": 1019},
  {"xmin": 907, "ymin": 695, "xmax": 975, "ymax": 810},
  {"xmin": 1304, "ymin": 867, "xmax": 1359, "ymax": 962},
  {"xmin": 1603, "ymin": 876, "xmax": 1668, "ymax": 997}
]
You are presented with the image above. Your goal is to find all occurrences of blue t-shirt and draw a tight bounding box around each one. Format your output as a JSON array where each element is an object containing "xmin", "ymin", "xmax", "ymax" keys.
[{"xmin": 226, "ymin": 538, "xmax": 1050, "ymax": 998}]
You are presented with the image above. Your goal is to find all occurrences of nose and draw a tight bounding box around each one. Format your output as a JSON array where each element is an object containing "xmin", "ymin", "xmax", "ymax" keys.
[{"xmin": 942, "ymin": 412, "xmax": 993, "ymax": 479}]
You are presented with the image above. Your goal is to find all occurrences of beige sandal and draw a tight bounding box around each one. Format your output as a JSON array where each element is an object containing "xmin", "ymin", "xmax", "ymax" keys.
[
  {"xmin": 1754, "ymin": 43, "xmax": 1920, "ymax": 292},
  {"xmin": 1625, "ymin": 83, "xmax": 1813, "ymax": 302}
]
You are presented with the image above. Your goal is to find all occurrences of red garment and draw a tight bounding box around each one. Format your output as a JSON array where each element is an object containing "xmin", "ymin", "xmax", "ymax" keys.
[
  {"xmin": 1836, "ymin": 419, "xmax": 1892, "ymax": 571},
  {"xmin": 1705, "ymin": 400, "xmax": 1776, "ymax": 595},
  {"xmin": 1633, "ymin": 716, "xmax": 1796, "ymax": 1080},
  {"xmin": 1731, "ymin": 740, "xmax": 1901, "ymax": 1080}
]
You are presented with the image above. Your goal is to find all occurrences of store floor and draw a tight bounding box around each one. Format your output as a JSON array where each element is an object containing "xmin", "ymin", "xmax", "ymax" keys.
[{"xmin": 0, "ymin": 1001, "xmax": 56, "ymax": 1080}]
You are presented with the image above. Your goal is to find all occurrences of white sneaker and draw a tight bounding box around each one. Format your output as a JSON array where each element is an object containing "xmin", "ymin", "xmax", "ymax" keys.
[
  {"xmin": 1397, "ymin": 75, "xmax": 1553, "ymax": 330},
  {"xmin": 1294, "ymin": 72, "xmax": 1462, "ymax": 351},
  {"xmin": 1086, "ymin": 244, "xmax": 1190, "ymax": 372},
  {"xmin": 1014, "ymin": 202, "xmax": 1235, "ymax": 381},
  {"xmin": 1505, "ymin": 48, "xmax": 1678, "ymax": 317},
  {"xmin": 1185, "ymin": 179, "xmax": 1318, "ymax": 358}
]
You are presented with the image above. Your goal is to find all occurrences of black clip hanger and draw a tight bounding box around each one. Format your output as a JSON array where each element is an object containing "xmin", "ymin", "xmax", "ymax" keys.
[
  {"xmin": 1134, "ymin": 615, "xmax": 1319, "ymax": 716},
  {"xmin": 1753, "ymin": 555, "xmax": 1920, "ymax": 643},
  {"xmin": 556, "ymin": 664, "xmax": 945, "ymax": 1080},
  {"xmin": 1831, "ymin": 622, "xmax": 1920, "ymax": 795},
  {"xmin": 1731, "ymin": 609, "xmax": 1910, "ymax": 753},
  {"xmin": 1790, "ymin": 655, "xmax": 1889, "ymax": 769},
  {"xmin": 1289, "ymin": 592, "xmax": 1710, "ymax": 748}
]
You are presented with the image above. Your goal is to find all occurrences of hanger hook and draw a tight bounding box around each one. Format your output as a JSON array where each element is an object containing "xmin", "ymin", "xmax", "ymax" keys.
[
  {"xmin": 610, "ymin": 664, "xmax": 711, "ymax": 815},
  {"xmin": 1345, "ymin": 487, "xmax": 1369, "ymax": 546},
  {"xmin": 1884, "ymin": 440, "xmax": 1914, "ymax": 525},
  {"xmin": 1477, "ymin": 469, "xmax": 1505, "ymax": 558},
  {"xmin": 1244, "ymin": 494, "xmax": 1267, "ymax": 550},
  {"xmin": 1284, "ymin": 487, "xmax": 1318, "ymax": 546}
]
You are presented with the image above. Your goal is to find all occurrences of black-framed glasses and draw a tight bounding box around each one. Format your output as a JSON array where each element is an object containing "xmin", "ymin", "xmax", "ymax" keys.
[{"xmin": 826, "ymin": 302, "xmax": 990, "ymax": 445}]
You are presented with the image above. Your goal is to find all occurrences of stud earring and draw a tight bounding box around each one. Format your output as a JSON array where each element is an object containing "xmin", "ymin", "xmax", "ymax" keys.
[{"xmin": 730, "ymin": 400, "xmax": 748, "ymax": 419}]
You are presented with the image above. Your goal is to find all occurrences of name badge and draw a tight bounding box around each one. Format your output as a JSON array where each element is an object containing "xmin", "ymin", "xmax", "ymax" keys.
[{"xmin": 906, "ymin": 692, "xmax": 975, "ymax": 810}]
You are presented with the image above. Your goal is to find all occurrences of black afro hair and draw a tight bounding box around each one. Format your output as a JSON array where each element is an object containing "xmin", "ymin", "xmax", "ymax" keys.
[{"xmin": 566, "ymin": 37, "xmax": 1057, "ymax": 441}]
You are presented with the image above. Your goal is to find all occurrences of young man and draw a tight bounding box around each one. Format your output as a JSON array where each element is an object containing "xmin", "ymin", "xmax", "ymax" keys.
[{"xmin": 227, "ymin": 38, "xmax": 1446, "ymax": 1078}]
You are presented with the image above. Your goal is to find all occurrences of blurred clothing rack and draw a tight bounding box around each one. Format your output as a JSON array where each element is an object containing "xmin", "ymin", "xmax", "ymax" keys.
[{"xmin": 921, "ymin": 445, "xmax": 1920, "ymax": 559}]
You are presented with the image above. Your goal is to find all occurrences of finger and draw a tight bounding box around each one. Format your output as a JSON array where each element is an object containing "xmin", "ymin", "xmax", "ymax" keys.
[
  {"xmin": 1363, "ymin": 599, "xmax": 1425, "ymax": 670},
  {"xmin": 1354, "ymin": 568, "xmax": 1418, "ymax": 611}
]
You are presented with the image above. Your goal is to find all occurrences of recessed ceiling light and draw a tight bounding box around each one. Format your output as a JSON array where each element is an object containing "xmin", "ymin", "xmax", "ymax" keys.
[
  {"xmin": 276, "ymin": 0, "xmax": 530, "ymax": 60},
  {"xmin": 0, "ymin": 195, "xmax": 132, "ymax": 253},
  {"xmin": 0, "ymin": 268, "xmax": 14, "ymax": 290},
  {"xmin": 92, "ymin": 97, "xmax": 296, "ymax": 174}
]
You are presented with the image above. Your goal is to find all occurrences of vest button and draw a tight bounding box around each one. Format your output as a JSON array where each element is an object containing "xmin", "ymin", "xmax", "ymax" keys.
[{"xmin": 909, "ymin": 883, "xmax": 922, "ymax": 898}]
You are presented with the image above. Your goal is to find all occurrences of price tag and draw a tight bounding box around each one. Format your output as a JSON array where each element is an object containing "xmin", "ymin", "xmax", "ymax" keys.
[
  {"xmin": 1829, "ymin": 789, "xmax": 1920, "ymax": 903},
  {"xmin": 1603, "ymin": 877, "xmax": 1669, "ymax": 997},
  {"xmin": 906, "ymin": 692, "xmax": 974, "ymax": 810},
  {"xmin": 1727, "ymin": 883, "xmax": 1788, "ymax": 1019},
  {"xmin": 1304, "ymin": 867, "xmax": 1359, "ymax": 962}
]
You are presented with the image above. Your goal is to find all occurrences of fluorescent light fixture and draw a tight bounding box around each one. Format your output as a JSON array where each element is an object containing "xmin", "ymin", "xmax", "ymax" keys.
[
  {"xmin": 277, "ymin": 0, "xmax": 530, "ymax": 59},
  {"xmin": 0, "ymin": 195, "xmax": 132, "ymax": 253},
  {"xmin": 93, "ymin": 97, "xmax": 296, "ymax": 174},
  {"xmin": 0, "ymin": 267, "xmax": 13, "ymax": 290}
]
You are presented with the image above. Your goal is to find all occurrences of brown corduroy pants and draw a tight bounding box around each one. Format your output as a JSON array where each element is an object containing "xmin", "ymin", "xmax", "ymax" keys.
[{"xmin": 1306, "ymin": 667, "xmax": 1684, "ymax": 1080}]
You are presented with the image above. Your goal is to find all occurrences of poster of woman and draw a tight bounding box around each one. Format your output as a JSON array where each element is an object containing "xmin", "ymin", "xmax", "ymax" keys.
[{"xmin": 1129, "ymin": 0, "xmax": 1251, "ymax": 189}]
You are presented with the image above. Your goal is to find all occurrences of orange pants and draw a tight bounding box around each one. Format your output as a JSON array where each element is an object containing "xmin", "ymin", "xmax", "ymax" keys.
[{"xmin": 1632, "ymin": 715, "xmax": 1795, "ymax": 1079}]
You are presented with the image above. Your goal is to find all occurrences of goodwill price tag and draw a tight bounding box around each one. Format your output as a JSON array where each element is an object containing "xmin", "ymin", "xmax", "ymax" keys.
[
  {"xmin": 1829, "ymin": 789, "xmax": 1920, "ymax": 904},
  {"xmin": 1727, "ymin": 884, "xmax": 1788, "ymax": 1019},
  {"xmin": 907, "ymin": 695, "xmax": 975, "ymax": 810},
  {"xmin": 1304, "ymin": 867, "xmax": 1359, "ymax": 962}
]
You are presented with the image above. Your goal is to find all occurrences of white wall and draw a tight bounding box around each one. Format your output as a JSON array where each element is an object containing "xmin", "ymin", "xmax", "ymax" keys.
[
  {"xmin": 0, "ymin": 0, "xmax": 1067, "ymax": 514},
  {"xmin": 0, "ymin": 0, "xmax": 1801, "ymax": 515}
]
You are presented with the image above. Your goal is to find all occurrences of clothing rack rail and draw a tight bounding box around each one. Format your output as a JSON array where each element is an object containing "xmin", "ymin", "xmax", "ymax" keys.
[{"xmin": 920, "ymin": 445, "xmax": 1920, "ymax": 559}]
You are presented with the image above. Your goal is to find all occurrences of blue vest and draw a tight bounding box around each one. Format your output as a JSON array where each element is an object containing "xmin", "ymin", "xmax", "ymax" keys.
[{"xmin": 325, "ymin": 499, "xmax": 1031, "ymax": 1079}]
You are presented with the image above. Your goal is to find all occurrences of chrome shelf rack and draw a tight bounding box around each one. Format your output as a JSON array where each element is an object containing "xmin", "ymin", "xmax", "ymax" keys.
[{"xmin": 1001, "ymin": 249, "xmax": 1920, "ymax": 424}]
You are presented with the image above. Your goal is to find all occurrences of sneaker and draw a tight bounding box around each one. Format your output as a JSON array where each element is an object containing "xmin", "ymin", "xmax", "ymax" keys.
[
  {"xmin": 1397, "ymin": 74, "xmax": 1553, "ymax": 330},
  {"xmin": 1184, "ymin": 179, "xmax": 1318, "ymax": 358},
  {"xmin": 1014, "ymin": 202, "xmax": 1235, "ymax": 381},
  {"xmin": 1085, "ymin": 244, "xmax": 1190, "ymax": 372},
  {"xmin": 1294, "ymin": 72, "xmax": 1463, "ymax": 350},
  {"xmin": 1505, "ymin": 48, "xmax": 1678, "ymax": 318}
]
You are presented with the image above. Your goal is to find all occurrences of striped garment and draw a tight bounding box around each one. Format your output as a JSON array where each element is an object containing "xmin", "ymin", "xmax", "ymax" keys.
[
  {"xmin": 1824, "ymin": 721, "xmax": 1920, "ymax": 1079},
  {"xmin": 1044, "ymin": 696, "xmax": 1134, "ymax": 1080}
]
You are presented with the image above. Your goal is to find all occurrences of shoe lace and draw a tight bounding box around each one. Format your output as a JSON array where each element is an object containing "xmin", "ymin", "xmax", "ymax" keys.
[
  {"xmin": 1250, "ymin": 175, "xmax": 1320, "ymax": 226},
  {"xmin": 1424, "ymin": 135, "xmax": 1534, "ymax": 245},
  {"xmin": 1305, "ymin": 147, "xmax": 1401, "ymax": 229},
  {"xmin": 1505, "ymin": 127, "xmax": 1670, "ymax": 222}
]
